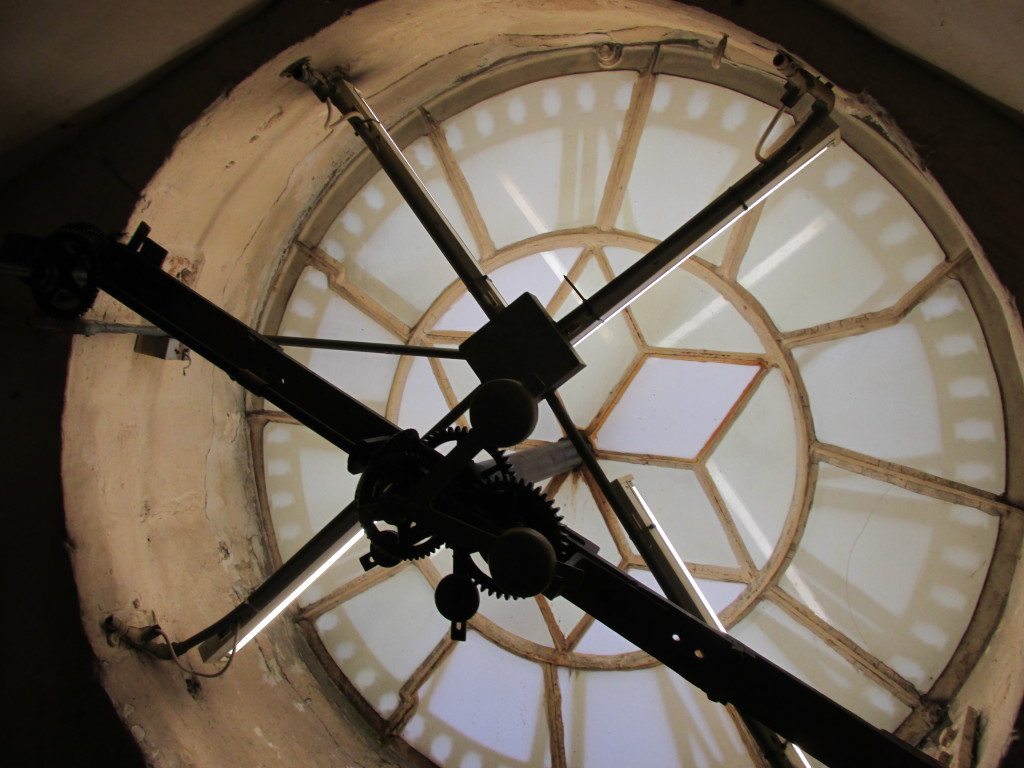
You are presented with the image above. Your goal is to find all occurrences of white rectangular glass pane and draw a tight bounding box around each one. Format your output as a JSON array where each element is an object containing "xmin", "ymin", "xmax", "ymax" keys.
[
  {"xmin": 597, "ymin": 357, "xmax": 759, "ymax": 459},
  {"xmin": 795, "ymin": 279, "xmax": 1006, "ymax": 493},
  {"xmin": 445, "ymin": 72, "xmax": 636, "ymax": 247},
  {"xmin": 599, "ymin": 460, "xmax": 740, "ymax": 569},
  {"xmin": 397, "ymin": 356, "xmax": 454, "ymax": 434},
  {"xmin": 262, "ymin": 422, "xmax": 366, "ymax": 603},
  {"xmin": 731, "ymin": 601, "xmax": 912, "ymax": 731},
  {"xmin": 320, "ymin": 567, "xmax": 448, "ymax": 716},
  {"xmin": 561, "ymin": 666, "xmax": 750, "ymax": 767},
  {"xmin": 556, "ymin": 260, "xmax": 640, "ymax": 427},
  {"xmin": 405, "ymin": 637, "xmax": 549, "ymax": 765},
  {"xmin": 739, "ymin": 144, "xmax": 944, "ymax": 332},
  {"xmin": 320, "ymin": 136, "xmax": 476, "ymax": 326},
  {"xmin": 706, "ymin": 370, "xmax": 797, "ymax": 568},
  {"xmin": 618, "ymin": 76, "xmax": 777, "ymax": 239},
  {"xmin": 781, "ymin": 463, "xmax": 998, "ymax": 690},
  {"xmin": 608, "ymin": 254, "xmax": 764, "ymax": 353},
  {"xmin": 280, "ymin": 266, "xmax": 401, "ymax": 415}
]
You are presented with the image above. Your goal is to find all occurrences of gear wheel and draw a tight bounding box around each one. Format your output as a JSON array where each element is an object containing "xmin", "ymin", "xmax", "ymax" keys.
[
  {"xmin": 30, "ymin": 223, "xmax": 104, "ymax": 320},
  {"xmin": 454, "ymin": 476, "xmax": 566, "ymax": 600},
  {"xmin": 355, "ymin": 426, "xmax": 513, "ymax": 564}
]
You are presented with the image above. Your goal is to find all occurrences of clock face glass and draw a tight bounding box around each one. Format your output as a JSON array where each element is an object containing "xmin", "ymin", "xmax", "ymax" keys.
[{"xmin": 254, "ymin": 61, "xmax": 1008, "ymax": 768}]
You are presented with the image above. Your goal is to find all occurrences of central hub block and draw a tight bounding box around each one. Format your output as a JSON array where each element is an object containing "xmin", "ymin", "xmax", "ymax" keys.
[{"xmin": 460, "ymin": 292, "xmax": 585, "ymax": 397}]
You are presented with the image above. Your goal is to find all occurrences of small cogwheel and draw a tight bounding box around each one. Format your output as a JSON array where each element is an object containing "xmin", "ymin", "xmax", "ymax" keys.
[
  {"xmin": 31, "ymin": 223, "xmax": 104, "ymax": 320},
  {"xmin": 354, "ymin": 426, "xmax": 515, "ymax": 565},
  {"xmin": 455, "ymin": 476, "xmax": 565, "ymax": 600}
]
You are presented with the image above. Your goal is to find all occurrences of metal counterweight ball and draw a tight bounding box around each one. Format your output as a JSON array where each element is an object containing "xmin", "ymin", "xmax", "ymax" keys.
[
  {"xmin": 469, "ymin": 378, "xmax": 538, "ymax": 447},
  {"xmin": 488, "ymin": 527, "xmax": 557, "ymax": 598},
  {"xmin": 434, "ymin": 573, "xmax": 481, "ymax": 623}
]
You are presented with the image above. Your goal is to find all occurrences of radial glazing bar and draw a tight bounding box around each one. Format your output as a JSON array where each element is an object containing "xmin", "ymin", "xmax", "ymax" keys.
[{"xmin": 285, "ymin": 59, "xmax": 506, "ymax": 320}]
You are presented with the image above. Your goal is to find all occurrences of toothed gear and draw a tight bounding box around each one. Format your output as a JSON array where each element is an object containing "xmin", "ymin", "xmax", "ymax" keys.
[
  {"xmin": 355, "ymin": 426, "xmax": 513, "ymax": 563},
  {"xmin": 455, "ymin": 476, "xmax": 566, "ymax": 600},
  {"xmin": 31, "ymin": 223, "xmax": 103, "ymax": 320}
]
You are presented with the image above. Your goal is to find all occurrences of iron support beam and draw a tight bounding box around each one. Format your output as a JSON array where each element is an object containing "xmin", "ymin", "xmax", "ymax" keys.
[
  {"xmin": 12, "ymin": 318, "xmax": 466, "ymax": 359},
  {"xmin": 476, "ymin": 438, "xmax": 582, "ymax": 483},
  {"xmin": 97, "ymin": 238, "xmax": 400, "ymax": 463},
  {"xmin": 557, "ymin": 111, "xmax": 838, "ymax": 344},
  {"xmin": 559, "ymin": 543, "xmax": 941, "ymax": 768}
]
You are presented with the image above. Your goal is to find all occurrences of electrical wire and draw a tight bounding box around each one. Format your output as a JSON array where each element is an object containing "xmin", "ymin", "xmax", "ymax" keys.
[{"xmin": 155, "ymin": 624, "xmax": 238, "ymax": 679}]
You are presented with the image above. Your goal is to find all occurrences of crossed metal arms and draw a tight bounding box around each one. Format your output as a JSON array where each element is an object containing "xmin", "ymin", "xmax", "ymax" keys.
[{"xmin": 0, "ymin": 52, "xmax": 941, "ymax": 768}]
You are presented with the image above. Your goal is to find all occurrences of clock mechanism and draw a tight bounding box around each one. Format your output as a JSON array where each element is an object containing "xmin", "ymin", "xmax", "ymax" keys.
[{"xmin": 0, "ymin": 49, "xmax": 956, "ymax": 768}]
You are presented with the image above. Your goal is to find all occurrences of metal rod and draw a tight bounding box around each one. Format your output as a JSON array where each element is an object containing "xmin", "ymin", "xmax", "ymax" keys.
[
  {"xmin": 195, "ymin": 504, "xmax": 363, "ymax": 660},
  {"xmin": 558, "ymin": 543, "xmax": 941, "ymax": 768},
  {"xmin": 557, "ymin": 111, "xmax": 838, "ymax": 344},
  {"xmin": 286, "ymin": 61, "xmax": 506, "ymax": 320},
  {"xmin": 268, "ymin": 335, "xmax": 463, "ymax": 359},
  {"xmin": 97, "ymin": 237, "xmax": 400, "ymax": 462},
  {"xmin": 477, "ymin": 438, "xmax": 582, "ymax": 483},
  {"xmin": 610, "ymin": 479, "xmax": 798, "ymax": 768},
  {"xmin": 23, "ymin": 319, "xmax": 466, "ymax": 359}
]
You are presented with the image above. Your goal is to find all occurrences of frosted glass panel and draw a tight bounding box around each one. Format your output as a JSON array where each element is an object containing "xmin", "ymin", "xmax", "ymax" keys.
[
  {"xmin": 599, "ymin": 460, "xmax": 739, "ymax": 569},
  {"xmin": 605, "ymin": 247, "xmax": 763, "ymax": 352},
  {"xmin": 397, "ymin": 356, "xmax": 453, "ymax": 434},
  {"xmin": 696, "ymin": 579, "xmax": 746, "ymax": 614},
  {"xmin": 561, "ymin": 666, "xmax": 749, "ymax": 768},
  {"xmin": 323, "ymin": 567, "xmax": 449, "ymax": 716},
  {"xmin": 732, "ymin": 601, "xmax": 912, "ymax": 730},
  {"xmin": 781, "ymin": 464, "xmax": 998, "ymax": 690},
  {"xmin": 619, "ymin": 76, "xmax": 777, "ymax": 239},
  {"xmin": 796, "ymin": 280, "xmax": 1005, "ymax": 493},
  {"xmin": 635, "ymin": 268, "xmax": 764, "ymax": 353},
  {"xmin": 279, "ymin": 267, "xmax": 401, "ymax": 415},
  {"xmin": 446, "ymin": 72, "xmax": 636, "ymax": 247},
  {"xmin": 434, "ymin": 290, "xmax": 487, "ymax": 332},
  {"xmin": 320, "ymin": 136, "xmax": 476, "ymax": 326},
  {"xmin": 739, "ymin": 144, "xmax": 944, "ymax": 332},
  {"xmin": 597, "ymin": 358, "xmax": 760, "ymax": 458},
  {"xmin": 491, "ymin": 249, "xmax": 579, "ymax": 307},
  {"xmin": 574, "ymin": 618, "xmax": 639, "ymax": 656},
  {"xmin": 438, "ymin": 357, "xmax": 482, "ymax": 403},
  {"xmin": 475, "ymin": 590, "xmax": 555, "ymax": 648},
  {"xmin": 706, "ymin": 370, "xmax": 797, "ymax": 568},
  {"xmin": 406, "ymin": 637, "xmax": 549, "ymax": 766},
  {"xmin": 263, "ymin": 422, "xmax": 366, "ymax": 603}
]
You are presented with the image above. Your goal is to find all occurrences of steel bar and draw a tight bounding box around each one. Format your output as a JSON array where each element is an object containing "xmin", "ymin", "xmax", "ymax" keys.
[
  {"xmin": 476, "ymin": 438, "xmax": 582, "ymax": 483},
  {"xmin": 558, "ymin": 543, "xmax": 942, "ymax": 768},
  {"xmin": 97, "ymin": 240, "xmax": 400, "ymax": 463},
  {"xmin": 269, "ymin": 334, "xmax": 463, "ymax": 359},
  {"xmin": 195, "ymin": 503, "xmax": 362, "ymax": 660},
  {"xmin": 58, "ymin": 320, "xmax": 467, "ymax": 359},
  {"xmin": 610, "ymin": 479, "xmax": 798, "ymax": 768},
  {"xmin": 548, "ymin": 397, "xmax": 801, "ymax": 767},
  {"xmin": 287, "ymin": 61, "xmax": 506, "ymax": 320},
  {"xmin": 557, "ymin": 112, "xmax": 838, "ymax": 344},
  {"xmin": 16, "ymin": 318, "xmax": 467, "ymax": 359}
]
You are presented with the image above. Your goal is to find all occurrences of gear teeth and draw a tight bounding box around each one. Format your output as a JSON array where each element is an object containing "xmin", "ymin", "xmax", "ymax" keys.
[{"xmin": 455, "ymin": 475, "xmax": 566, "ymax": 600}]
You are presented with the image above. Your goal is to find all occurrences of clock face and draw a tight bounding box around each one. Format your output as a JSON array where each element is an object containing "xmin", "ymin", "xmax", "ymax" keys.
[{"xmin": 252, "ymin": 55, "xmax": 1013, "ymax": 768}]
